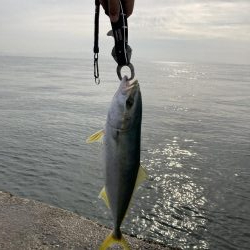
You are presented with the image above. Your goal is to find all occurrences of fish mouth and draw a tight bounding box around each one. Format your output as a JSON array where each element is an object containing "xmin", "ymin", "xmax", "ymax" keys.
[{"xmin": 122, "ymin": 79, "xmax": 138, "ymax": 95}]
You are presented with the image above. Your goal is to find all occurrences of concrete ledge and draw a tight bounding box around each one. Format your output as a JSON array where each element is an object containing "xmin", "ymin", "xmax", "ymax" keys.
[{"xmin": 0, "ymin": 191, "xmax": 168, "ymax": 249}]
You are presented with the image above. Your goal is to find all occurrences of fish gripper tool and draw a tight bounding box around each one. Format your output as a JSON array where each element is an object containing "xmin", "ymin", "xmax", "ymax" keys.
[
  {"xmin": 109, "ymin": 0, "xmax": 135, "ymax": 81},
  {"xmin": 93, "ymin": 0, "xmax": 135, "ymax": 83}
]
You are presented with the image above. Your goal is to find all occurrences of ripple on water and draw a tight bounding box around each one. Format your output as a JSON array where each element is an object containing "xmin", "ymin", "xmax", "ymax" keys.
[{"xmin": 123, "ymin": 137, "xmax": 209, "ymax": 249}]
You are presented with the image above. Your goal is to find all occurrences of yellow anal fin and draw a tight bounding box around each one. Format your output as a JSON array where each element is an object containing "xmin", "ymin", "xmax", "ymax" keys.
[
  {"xmin": 98, "ymin": 186, "xmax": 110, "ymax": 209},
  {"xmin": 99, "ymin": 232, "xmax": 130, "ymax": 250},
  {"xmin": 86, "ymin": 129, "xmax": 104, "ymax": 143},
  {"xmin": 134, "ymin": 165, "xmax": 148, "ymax": 191}
]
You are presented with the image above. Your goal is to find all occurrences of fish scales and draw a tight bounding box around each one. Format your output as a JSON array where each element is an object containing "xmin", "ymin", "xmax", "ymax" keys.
[
  {"xmin": 105, "ymin": 101, "xmax": 142, "ymax": 237},
  {"xmin": 87, "ymin": 76, "xmax": 145, "ymax": 250}
]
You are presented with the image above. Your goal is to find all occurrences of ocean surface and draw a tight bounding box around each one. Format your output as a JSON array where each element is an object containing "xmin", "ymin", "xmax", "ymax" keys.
[{"xmin": 0, "ymin": 55, "xmax": 249, "ymax": 249}]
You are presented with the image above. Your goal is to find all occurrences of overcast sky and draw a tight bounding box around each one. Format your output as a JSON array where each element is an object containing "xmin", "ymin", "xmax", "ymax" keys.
[{"xmin": 0, "ymin": 0, "xmax": 250, "ymax": 64}]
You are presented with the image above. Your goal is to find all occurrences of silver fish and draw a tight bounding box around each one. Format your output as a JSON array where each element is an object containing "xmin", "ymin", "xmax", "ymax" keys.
[{"xmin": 87, "ymin": 76, "xmax": 147, "ymax": 249}]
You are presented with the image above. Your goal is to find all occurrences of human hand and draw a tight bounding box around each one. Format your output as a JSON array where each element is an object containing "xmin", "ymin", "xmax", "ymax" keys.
[{"xmin": 99, "ymin": 0, "xmax": 135, "ymax": 22}]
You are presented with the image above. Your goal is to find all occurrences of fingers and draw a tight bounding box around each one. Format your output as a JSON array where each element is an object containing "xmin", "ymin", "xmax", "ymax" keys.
[
  {"xmin": 121, "ymin": 0, "xmax": 135, "ymax": 17},
  {"xmin": 108, "ymin": 0, "xmax": 120, "ymax": 22},
  {"xmin": 99, "ymin": 0, "xmax": 120, "ymax": 22},
  {"xmin": 99, "ymin": 0, "xmax": 135, "ymax": 21}
]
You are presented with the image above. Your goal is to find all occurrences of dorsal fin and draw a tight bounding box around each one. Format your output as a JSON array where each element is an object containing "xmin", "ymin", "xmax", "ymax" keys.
[{"xmin": 134, "ymin": 165, "xmax": 148, "ymax": 191}]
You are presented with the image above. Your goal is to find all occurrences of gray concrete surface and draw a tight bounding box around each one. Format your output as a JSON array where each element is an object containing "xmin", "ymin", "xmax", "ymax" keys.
[{"xmin": 0, "ymin": 191, "xmax": 170, "ymax": 250}]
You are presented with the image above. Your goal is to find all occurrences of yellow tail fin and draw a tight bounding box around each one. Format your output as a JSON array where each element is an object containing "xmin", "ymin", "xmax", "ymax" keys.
[{"xmin": 99, "ymin": 232, "xmax": 130, "ymax": 250}]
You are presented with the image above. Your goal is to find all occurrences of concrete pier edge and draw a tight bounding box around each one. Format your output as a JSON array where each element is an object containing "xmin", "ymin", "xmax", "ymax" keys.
[{"xmin": 0, "ymin": 191, "xmax": 172, "ymax": 249}]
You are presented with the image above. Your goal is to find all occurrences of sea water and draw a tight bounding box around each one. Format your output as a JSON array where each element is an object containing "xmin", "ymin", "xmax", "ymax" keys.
[{"xmin": 0, "ymin": 55, "xmax": 249, "ymax": 249}]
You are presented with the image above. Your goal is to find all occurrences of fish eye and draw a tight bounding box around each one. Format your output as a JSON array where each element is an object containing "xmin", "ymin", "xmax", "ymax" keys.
[{"xmin": 126, "ymin": 96, "xmax": 134, "ymax": 109}]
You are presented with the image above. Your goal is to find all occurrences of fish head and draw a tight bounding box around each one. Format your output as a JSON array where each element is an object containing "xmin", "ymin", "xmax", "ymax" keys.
[{"xmin": 108, "ymin": 76, "xmax": 142, "ymax": 131}]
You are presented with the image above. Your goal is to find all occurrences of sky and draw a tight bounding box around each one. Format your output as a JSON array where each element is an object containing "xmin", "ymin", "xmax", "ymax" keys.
[{"xmin": 0, "ymin": 0, "xmax": 250, "ymax": 64}]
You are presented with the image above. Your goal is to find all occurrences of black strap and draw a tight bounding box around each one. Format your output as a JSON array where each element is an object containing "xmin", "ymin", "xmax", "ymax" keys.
[{"xmin": 94, "ymin": 0, "xmax": 100, "ymax": 84}]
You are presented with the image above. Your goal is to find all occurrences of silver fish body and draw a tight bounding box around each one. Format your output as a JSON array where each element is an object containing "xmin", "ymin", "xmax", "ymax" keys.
[
  {"xmin": 104, "ymin": 76, "xmax": 142, "ymax": 238},
  {"xmin": 87, "ymin": 76, "xmax": 144, "ymax": 249}
]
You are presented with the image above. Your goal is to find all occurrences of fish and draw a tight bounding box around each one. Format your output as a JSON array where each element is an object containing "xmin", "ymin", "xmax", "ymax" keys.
[{"xmin": 87, "ymin": 76, "xmax": 147, "ymax": 249}]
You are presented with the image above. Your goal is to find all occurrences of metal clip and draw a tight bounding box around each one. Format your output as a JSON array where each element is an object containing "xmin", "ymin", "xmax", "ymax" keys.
[{"xmin": 94, "ymin": 53, "xmax": 100, "ymax": 85}]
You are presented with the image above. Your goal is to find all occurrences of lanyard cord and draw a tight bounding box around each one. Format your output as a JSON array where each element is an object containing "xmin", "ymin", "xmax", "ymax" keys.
[{"xmin": 94, "ymin": 0, "xmax": 100, "ymax": 84}]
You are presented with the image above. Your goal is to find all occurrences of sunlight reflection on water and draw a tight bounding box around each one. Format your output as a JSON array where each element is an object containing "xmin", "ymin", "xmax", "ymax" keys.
[{"xmin": 126, "ymin": 137, "xmax": 209, "ymax": 249}]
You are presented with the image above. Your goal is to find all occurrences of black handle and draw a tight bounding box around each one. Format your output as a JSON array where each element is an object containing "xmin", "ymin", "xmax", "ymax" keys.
[{"xmin": 110, "ymin": 2, "xmax": 130, "ymax": 66}]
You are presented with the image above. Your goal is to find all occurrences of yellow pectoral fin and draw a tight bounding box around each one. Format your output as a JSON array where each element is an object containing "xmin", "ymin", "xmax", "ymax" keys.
[
  {"xmin": 99, "ymin": 232, "xmax": 130, "ymax": 250},
  {"xmin": 86, "ymin": 129, "xmax": 104, "ymax": 143},
  {"xmin": 134, "ymin": 165, "xmax": 148, "ymax": 191},
  {"xmin": 98, "ymin": 187, "xmax": 110, "ymax": 209}
]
